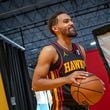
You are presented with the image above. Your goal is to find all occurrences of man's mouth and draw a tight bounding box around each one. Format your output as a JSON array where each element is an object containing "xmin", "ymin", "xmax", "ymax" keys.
[{"xmin": 69, "ymin": 27, "xmax": 75, "ymax": 32}]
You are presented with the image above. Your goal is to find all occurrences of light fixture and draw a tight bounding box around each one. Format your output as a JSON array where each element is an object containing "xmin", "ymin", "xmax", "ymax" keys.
[{"xmin": 90, "ymin": 41, "xmax": 96, "ymax": 46}]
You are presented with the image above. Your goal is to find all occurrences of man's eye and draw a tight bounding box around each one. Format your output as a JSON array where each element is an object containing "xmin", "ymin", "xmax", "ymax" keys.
[{"xmin": 63, "ymin": 20, "xmax": 69, "ymax": 23}]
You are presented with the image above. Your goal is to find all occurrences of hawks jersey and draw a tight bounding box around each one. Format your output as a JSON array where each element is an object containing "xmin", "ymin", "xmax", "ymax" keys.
[{"xmin": 48, "ymin": 42, "xmax": 86, "ymax": 103}]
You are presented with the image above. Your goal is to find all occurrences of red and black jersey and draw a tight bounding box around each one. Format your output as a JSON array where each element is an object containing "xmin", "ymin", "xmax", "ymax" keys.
[{"xmin": 48, "ymin": 41, "xmax": 86, "ymax": 104}]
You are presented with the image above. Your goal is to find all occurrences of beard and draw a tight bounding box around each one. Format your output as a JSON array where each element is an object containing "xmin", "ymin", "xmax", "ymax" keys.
[
  {"xmin": 60, "ymin": 27, "xmax": 78, "ymax": 38},
  {"xmin": 68, "ymin": 30, "xmax": 77, "ymax": 38}
]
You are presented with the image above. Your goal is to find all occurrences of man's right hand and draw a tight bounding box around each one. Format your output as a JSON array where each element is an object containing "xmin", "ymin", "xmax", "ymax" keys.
[{"xmin": 65, "ymin": 71, "xmax": 89, "ymax": 85}]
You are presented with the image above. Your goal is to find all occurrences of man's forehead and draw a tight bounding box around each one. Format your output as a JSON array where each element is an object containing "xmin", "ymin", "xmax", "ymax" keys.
[{"xmin": 57, "ymin": 13, "xmax": 71, "ymax": 20}]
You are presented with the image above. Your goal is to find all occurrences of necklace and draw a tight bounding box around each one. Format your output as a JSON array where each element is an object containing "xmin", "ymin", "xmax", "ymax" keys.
[
  {"xmin": 58, "ymin": 42, "xmax": 73, "ymax": 51},
  {"xmin": 62, "ymin": 45, "xmax": 72, "ymax": 51}
]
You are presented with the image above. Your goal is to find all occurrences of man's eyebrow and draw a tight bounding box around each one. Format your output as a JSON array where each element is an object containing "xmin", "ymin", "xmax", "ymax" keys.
[{"xmin": 63, "ymin": 18, "xmax": 72, "ymax": 21}]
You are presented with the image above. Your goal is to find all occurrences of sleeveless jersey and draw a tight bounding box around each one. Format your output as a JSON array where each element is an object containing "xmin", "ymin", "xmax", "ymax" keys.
[{"xmin": 48, "ymin": 42, "xmax": 86, "ymax": 104}]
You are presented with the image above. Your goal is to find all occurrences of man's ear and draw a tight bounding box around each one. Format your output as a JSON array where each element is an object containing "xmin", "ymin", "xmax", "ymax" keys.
[{"xmin": 52, "ymin": 26, "xmax": 58, "ymax": 33}]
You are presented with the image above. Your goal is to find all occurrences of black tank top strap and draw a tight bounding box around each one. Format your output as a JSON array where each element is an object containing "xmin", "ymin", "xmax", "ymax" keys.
[
  {"xmin": 49, "ymin": 42, "xmax": 63, "ymax": 71},
  {"xmin": 72, "ymin": 43, "xmax": 85, "ymax": 60}
]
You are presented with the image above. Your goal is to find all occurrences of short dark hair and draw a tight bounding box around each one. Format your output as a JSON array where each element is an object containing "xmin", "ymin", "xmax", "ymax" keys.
[{"xmin": 48, "ymin": 11, "xmax": 68, "ymax": 35}]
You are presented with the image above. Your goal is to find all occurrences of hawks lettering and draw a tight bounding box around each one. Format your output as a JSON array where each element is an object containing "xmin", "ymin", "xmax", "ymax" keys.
[{"xmin": 64, "ymin": 60, "xmax": 85, "ymax": 73}]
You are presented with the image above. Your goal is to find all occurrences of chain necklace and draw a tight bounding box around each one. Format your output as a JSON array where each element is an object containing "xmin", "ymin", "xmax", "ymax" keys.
[{"xmin": 58, "ymin": 42, "xmax": 73, "ymax": 51}]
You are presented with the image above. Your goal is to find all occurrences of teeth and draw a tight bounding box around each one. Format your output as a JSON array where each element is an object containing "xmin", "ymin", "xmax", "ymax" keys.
[{"xmin": 70, "ymin": 28, "xmax": 73, "ymax": 31}]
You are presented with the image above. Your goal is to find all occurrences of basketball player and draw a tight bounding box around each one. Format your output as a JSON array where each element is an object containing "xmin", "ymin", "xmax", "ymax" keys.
[{"xmin": 32, "ymin": 11, "xmax": 89, "ymax": 110}]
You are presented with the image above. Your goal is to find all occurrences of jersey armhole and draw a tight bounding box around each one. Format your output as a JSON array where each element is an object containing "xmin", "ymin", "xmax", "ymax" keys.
[
  {"xmin": 49, "ymin": 42, "xmax": 63, "ymax": 71},
  {"xmin": 77, "ymin": 44, "xmax": 85, "ymax": 60}
]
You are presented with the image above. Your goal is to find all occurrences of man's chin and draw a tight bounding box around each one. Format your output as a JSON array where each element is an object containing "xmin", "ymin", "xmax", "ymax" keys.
[{"xmin": 68, "ymin": 32, "xmax": 78, "ymax": 38}]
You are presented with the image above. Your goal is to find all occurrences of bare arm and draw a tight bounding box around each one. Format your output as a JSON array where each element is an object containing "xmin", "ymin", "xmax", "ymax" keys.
[
  {"xmin": 32, "ymin": 46, "xmax": 68, "ymax": 91},
  {"xmin": 32, "ymin": 45, "xmax": 88, "ymax": 91}
]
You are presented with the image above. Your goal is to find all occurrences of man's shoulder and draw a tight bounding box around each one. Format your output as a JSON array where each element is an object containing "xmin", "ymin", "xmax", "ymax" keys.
[{"xmin": 41, "ymin": 44, "xmax": 56, "ymax": 54}]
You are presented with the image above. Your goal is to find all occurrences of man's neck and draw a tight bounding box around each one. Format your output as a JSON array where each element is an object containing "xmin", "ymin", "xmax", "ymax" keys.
[{"xmin": 57, "ymin": 38, "xmax": 73, "ymax": 51}]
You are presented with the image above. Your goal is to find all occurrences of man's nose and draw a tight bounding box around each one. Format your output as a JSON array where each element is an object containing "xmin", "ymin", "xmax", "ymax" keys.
[
  {"xmin": 70, "ymin": 22, "xmax": 75, "ymax": 28},
  {"xmin": 69, "ymin": 20, "xmax": 74, "ymax": 26}
]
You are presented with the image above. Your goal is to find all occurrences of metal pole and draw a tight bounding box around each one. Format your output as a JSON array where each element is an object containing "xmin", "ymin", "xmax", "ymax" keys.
[{"xmin": 0, "ymin": 33, "xmax": 25, "ymax": 50}]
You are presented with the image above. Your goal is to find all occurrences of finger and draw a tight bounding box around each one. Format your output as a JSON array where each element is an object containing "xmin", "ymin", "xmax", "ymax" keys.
[
  {"xmin": 79, "ymin": 73, "xmax": 89, "ymax": 77},
  {"xmin": 83, "ymin": 71, "xmax": 89, "ymax": 74},
  {"xmin": 100, "ymin": 80, "xmax": 105, "ymax": 85},
  {"xmin": 77, "ymin": 71, "xmax": 89, "ymax": 74},
  {"xmin": 76, "ymin": 75, "xmax": 87, "ymax": 79},
  {"xmin": 103, "ymin": 87, "xmax": 106, "ymax": 91},
  {"xmin": 72, "ymin": 79, "xmax": 80, "ymax": 85}
]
